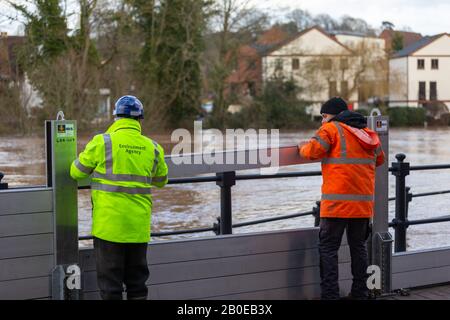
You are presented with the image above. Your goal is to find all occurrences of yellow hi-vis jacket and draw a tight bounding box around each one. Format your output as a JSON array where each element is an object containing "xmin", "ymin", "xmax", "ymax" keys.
[{"xmin": 70, "ymin": 118, "xmax": 168, "ymax": 243}]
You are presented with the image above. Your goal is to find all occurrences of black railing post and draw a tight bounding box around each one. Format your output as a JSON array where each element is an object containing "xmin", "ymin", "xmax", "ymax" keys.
[
  {"xmin": 216, "ymin": 171, "xmax": 236, "ymax": 235},
  {"xmin": 313, "ymin": 201, "xmax": 321, "ymax": 227},
  {"xmin": 391, "ymin": 154, "xmax": 410, "ymax": 252}
]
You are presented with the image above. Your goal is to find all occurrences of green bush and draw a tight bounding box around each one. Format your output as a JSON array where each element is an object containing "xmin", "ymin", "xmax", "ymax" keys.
[
  {"xmin": 387, "ymin": 107, "xmax": 425, "ymax": 127},
  {"xmin": 249, "ymin": 79, "xmax": 311, "ymax": 129},
  {"xmin": 211, "ymin": 78, "xmax": 315, "ymax": 129}
]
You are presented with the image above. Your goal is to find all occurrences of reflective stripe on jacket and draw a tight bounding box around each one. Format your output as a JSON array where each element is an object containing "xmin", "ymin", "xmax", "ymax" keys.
[
  {"xmin": 70, "ymin": 118, "xmax": 168, "ymax": 243},
  {"xmin": 300, "ymin": 121, "xmax": 385, "ymax": 218}
]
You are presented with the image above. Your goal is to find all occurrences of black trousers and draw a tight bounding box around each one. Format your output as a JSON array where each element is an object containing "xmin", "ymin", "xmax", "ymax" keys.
[
  {"xmin": 94, "ymin": 237, "xmax": 150, "ymax": 300},
  {"xmin": 318, "ymin": 218, "xmax": 371, "ymax": 300}
]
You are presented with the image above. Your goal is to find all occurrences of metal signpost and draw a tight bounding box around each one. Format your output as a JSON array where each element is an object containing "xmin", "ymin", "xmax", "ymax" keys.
[
  {"xmin": 46, "ymin": 112, "xmax": 81, "ymax": 300},
  {"xmin": 367, "ymin": 109, "xmax": 393, "ymax": 296}
]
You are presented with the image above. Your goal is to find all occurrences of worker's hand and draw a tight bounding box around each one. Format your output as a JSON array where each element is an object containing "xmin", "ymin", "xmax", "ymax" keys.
[{"xmin": 297, "ymin": 141, "xmax": 307, "ymax": 156}]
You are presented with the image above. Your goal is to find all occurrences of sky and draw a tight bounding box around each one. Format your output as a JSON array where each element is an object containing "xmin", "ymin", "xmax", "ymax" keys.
[
  {"xmin": 0, "ymin": 0, "xmax": 449, "ymax": 36},
  {"xmin": 255, "ymin": 0, "xmax": 450, "ymax": 36}
]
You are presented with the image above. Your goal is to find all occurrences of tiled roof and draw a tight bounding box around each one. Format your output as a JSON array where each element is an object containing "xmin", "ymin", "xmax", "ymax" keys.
[
  {"xmin": 380, "ymin": 29, "xmax": 423, "ymax": 50},
  {"xmin": 261, "ymin": 26, "xmax": 353, "ymax": 56},
  {"xmin": 250, "ymin": 43, "xmax": 279, "ymax": 55},
  {"xmin": 392, "ymin": 35, "xmax": 440, "ymax": 58}
]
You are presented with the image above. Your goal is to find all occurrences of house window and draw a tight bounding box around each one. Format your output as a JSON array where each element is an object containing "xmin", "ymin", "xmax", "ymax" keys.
[
  {"xmin": 340, "ymin": 58, "xmax": 348, "ymax": 69},
  {"xmin": 340, "ymin": 81, "xmax": 349, "ymax": 99},
  {"xmin": 323, "ymin": 58, "xmax": 332, "ymax": 70},
  {"xmin": 417, "ymin": 59, "xmax": 425, "ymax": 70},
  {"xmin": 292, "ymin": 58, "xmax": 300, "ymax": 70},
  {"xmin": 329, "ymin": 81, "xmax": 337, "ymax": 98},
  {"xmin": 430, "ymin": 82, "xmax": 437, "ymax": 100},
  {"xmin": 418, "ymin": 81, "xmax": 426, "ymax": 101},
  {"xmin": 431, "ymin": 59, "xmax": 439, "ymax": 70}
]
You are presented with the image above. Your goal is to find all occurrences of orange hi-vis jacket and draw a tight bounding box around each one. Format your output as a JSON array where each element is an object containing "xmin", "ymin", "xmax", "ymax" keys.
[{"xmin": 300, "ymin": 121, "xmax": 385, "ymax": 218}]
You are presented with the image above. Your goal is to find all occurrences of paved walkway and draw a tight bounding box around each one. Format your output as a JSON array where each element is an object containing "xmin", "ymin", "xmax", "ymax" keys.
[{"xmin": 382, "ymin": 283, "xmax": 450, "ymax": 300}]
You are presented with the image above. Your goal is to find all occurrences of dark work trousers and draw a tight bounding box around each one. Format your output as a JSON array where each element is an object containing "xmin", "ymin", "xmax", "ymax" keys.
[
  {"xmin": 318, "ymin": 218, "xmax": 371, "ymax": 300},
  {"xmin": 94, "ymin": 237, "xmax": 150, "ymax": 300}
]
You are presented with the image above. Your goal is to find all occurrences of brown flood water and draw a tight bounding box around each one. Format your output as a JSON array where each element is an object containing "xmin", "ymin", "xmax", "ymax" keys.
[{"xmin": 2, "ymin": 128, "xmax": 450, "ymax": 250}]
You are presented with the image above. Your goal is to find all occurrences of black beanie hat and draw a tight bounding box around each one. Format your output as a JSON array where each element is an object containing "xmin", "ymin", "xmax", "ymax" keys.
[{"xmin": 320, "ymin": 97, "xmax": 348, "ymax": 115}]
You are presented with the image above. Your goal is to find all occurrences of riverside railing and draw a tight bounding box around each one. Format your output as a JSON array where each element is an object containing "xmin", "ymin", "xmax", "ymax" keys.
[
  {"xmin": 78, "ymin": 154, "xmax": 450, "ymax": 253},
  {"xmin": 78, "ymin": 170, "xmax": 322, "ymax": 240},
  {"xmin": 389, "ymin": 153, "xmax": 450, "ymax": 252}
]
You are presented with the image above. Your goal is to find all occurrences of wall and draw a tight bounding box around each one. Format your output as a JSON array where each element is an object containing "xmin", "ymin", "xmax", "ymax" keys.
[
  {"xmin": 408, "ymin": 55, "xmax": 450, "ymax": 106},
  {"xmin": 80, "ymin": 228, "xmax": 352, "ymax": 300},
  {"xmin": 262, "ymin": 28, "xmax": 362, "ymax": 110},
  {"xmin": 389, "ymin": 57, "xmax": 408, "ymax": 107},
  {"xmin": 0, "ymin": 188, "xmax": 54, "ymax": 300},
  {"xmin": 392, "ymin": 246, "xmax": 450, "ymax": 289}
]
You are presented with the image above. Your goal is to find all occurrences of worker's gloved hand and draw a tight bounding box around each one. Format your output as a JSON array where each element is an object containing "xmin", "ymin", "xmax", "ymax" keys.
[{"xmin": 297, "ymin": 142, "xmax": 307, "ymax": 156}]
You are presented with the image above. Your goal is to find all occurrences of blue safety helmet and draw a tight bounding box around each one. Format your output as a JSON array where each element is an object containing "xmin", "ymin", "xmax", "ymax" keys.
[{"xmin": 113, "ymin": 95, "xmax": 144, "ymax": 119}]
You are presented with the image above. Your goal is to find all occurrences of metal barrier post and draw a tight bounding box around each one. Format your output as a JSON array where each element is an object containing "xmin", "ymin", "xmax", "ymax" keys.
[
  {"xmin": 373, "ymin": 232, "xmax": 393, "ymax": 295},
  {"xmin": 46, "ymin": 112, "xmax": 81, "ymax": 300},
  {"xmin": 392, "ymin": 154, "xmax": 410, "ymax": 252},
  {"xmin": 216, "ymin": 171, "xmax": 236, "ymax": 235},
  {"xmin": 367, "ymin": 110, "xmax": 392, "ymax": 295}
]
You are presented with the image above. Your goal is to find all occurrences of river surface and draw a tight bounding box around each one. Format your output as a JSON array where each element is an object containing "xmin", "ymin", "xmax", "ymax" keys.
[{"xmin": 1, "ymin": 128, "xmax": 450, "ymax": 251}]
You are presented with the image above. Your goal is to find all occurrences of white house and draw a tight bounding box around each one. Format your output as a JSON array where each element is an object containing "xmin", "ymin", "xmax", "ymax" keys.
[
  {"xmin": 389, "ymin": 33, "xmax": 450, "ymax": 109},
  {"xmin": 333, "ymin": 32, "xmax": 385, "ymax": 58},
  {"xmin": 261, "ymin": 27, "xmax": 387, "ymax": 116},
  {"xmin": 333, "ymin": 32, "xmax": 387, "ymax": 105}
]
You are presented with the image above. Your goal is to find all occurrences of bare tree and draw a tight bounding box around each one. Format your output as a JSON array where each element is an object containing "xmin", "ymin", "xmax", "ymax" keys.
[
  {"xmin": 313, "ymin": 13, "xmax": 338, "ymax": 32},
  {"xmin": 4, "ymin": 0, "xmax": 104, "ymax": 129},
  {"xmin": 206, "ymin": 0, "xmax": 269, "ymax": 128},
  {"xmin": 287, "ymin": 8, "xmax": 313, "ymax": 31},
  {"xmin": 338, "ymin": 15, "xmax": 375, "ymax": 36}
]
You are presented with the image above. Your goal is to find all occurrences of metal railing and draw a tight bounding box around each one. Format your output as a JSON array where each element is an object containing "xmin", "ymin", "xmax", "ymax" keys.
[
  {"xmin": 78, "ymin": 170, "xmax": 322, "ymax": 241},
  {"xmin": 389, "ymin": 153, "xmax": 450, "ymax": 252},
  {"xmin": 78, "ymin": 154, "xmax": 450, "ymax": 253}
]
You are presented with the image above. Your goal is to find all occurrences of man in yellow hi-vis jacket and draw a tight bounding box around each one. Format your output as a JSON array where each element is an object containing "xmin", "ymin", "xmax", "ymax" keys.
[{"xmin": 70, "ymin": 95, "xmax": 168, "ymax": 300}]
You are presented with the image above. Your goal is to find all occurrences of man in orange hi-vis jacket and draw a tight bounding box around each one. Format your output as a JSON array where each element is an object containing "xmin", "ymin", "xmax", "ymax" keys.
[{"xmin": 299, "ymin": 97, "xmax": 385, "ymax": 300}]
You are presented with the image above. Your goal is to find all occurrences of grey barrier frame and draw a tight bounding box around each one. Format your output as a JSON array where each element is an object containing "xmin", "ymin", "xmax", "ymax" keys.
[
  {"xmin": 0, "ymin": 187, "xmax": 54, "ymax": 300},
  {"xmin": 77, "ymin": 113, "xmax": 392, "ymax": 298},
  {"xmin": 0, "ymin": 112, "xmax": 395, "ymax": 299},
  {"xmin": 3, "ymin": 113, "xmax": 450, "ymax": 300},
  {"xmin": 66, "ymin": 113, "xmax": 393, "ymax": 298},
  {"xmin": 45, "ymin": 118, "xmax": 81, "ymax": 300},
  {"xmin": 367, "ymin": 112, "xmax": 393, "ymax": 294}
]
